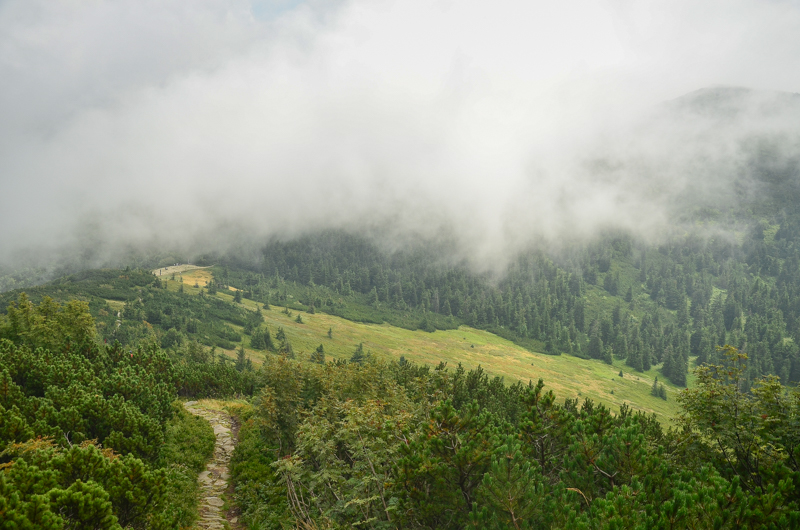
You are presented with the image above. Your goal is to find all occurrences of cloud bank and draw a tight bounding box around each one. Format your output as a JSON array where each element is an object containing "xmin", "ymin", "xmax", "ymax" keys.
[{"xmin": 2, "ymin": 0, "xmax": 800, "ymax": 268}]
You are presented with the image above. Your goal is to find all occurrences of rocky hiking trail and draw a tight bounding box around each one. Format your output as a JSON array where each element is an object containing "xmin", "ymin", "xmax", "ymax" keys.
[{"xmin": 184, "ymin": 400, "xmax": 242, "ymax": 530}]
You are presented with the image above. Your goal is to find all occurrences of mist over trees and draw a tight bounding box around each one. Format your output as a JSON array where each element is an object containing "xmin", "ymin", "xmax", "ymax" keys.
[{"xmin": 3, "ymin": 1, "xmax": 800, "ymax": 527}]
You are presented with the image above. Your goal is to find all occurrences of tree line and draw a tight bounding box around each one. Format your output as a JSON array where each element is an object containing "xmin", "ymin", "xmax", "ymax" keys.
[{"xmin": 211, "ymin": 215, "xmax": 800, "ymax": 388}]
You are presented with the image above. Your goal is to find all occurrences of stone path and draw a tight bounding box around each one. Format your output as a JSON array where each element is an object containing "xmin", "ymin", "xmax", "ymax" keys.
[{"xmin": 184, "ymin": 401, "xmax": 241, "ymax": 530}]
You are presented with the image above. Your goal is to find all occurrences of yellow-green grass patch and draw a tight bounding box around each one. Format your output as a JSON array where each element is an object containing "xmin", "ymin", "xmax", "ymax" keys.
[
  {"xmin": 104, "ymin": 299, "xmax": 125, "ymax": 312},
  {"xmin": 164, "ymin": 278, "xmax": 685, "ymax": 423},
  {"xmin": 237, "ymin": 297, "xmax": 683, "ymax": 422},
  {"xmin": 178, "ymin": 268, "xmax": 213, "ymax": 287}
]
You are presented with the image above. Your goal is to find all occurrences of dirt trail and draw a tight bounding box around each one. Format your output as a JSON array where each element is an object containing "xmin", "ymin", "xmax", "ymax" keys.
[{"xmin": 184, "ymin": 400, "xmax": 242, "ymax": 530}]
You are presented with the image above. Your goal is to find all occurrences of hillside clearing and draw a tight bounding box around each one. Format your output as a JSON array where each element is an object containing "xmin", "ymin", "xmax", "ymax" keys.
[{"xmin": 210, "ymin": 291, "xmax": 683, "ymax": 422}]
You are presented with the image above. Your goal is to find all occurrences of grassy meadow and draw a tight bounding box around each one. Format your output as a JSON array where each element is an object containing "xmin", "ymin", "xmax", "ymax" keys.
[{"xmin": 166, "ymin": 267, "xmax": 685, "ymax": 422}]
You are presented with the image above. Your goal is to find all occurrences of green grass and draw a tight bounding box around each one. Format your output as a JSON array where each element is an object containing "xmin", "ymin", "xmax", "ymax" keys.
[
  {"xmin": 257, "ymin": 300, "xmax": 681, "ymax": 422},
  {"xmin": 159, "ymin": 274, "xmax": 685, "ymax": 423}
]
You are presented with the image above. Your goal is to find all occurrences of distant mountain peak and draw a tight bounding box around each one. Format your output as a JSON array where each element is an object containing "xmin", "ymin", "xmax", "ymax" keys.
[{"xmin": 665, "ymin": 86, "xmax": 800, "ymax": 120}]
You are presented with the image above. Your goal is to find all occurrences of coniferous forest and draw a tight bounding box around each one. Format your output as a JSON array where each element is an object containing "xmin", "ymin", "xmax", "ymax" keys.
[
  {"xmin": 4, "ymin": 184, "xmax": 800, "ymax": 527},
  {"xmin": 5, "ymin": 0, "xmax": 800, "ymax": 527},
  {"xmin": 4, "ymin": 293, "xmax": 800, "ymax": 528}
]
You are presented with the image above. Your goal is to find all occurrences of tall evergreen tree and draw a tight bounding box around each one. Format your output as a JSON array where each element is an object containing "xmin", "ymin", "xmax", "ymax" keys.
[
  {"xmin": 310, "ymin": 344, "xmax": 325, "ymax": 364},
  {"xmin": 350, "ymin": 343, "xmax": 366, "ymax": 364},
  {"xmin": 588, "ymin": 333, "xmax": 605, "ymax": 361}
]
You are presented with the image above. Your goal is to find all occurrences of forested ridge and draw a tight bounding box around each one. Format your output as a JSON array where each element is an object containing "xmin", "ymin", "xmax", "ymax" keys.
[
  {"xmin": 3, "ymin": 0, "xmax": 800, "ymax": 521},
  {"xmin": 4, "ymin": 282, "xmax": 800, "ymax": 527},
  {"xmin": 6, "ymin": 184, "xmax": 800, "ymax": 391},
  {"xmin": 3, "ymin": 166, "xmax": 800, "ymax": 526},
  {"xmin": 208, "ymin": 207, "xmax": 800, "ymax": 391}
]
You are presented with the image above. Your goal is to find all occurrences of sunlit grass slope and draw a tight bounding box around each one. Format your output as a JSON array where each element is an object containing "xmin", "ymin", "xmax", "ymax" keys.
[{"xmin": 165, "ymin": 270, "xmax": 684, "ymax": 422}]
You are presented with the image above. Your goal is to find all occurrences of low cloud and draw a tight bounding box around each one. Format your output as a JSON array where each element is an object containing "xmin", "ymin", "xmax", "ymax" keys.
[{"xmin": 2, "ymin": 0, "xmax": 800, "ymax": 270}]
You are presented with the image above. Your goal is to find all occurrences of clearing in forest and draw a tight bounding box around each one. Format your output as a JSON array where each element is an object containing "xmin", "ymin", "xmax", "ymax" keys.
[
  {"xmin": 226, "ymin": 295, "xmax": 683, "ymax": 421},
  {"xmin": 157, "ymin": 272, "xmax": 685, "ymax": 422},
  {"xmin": 151, "ymin": 264, "xmax": 212, "ymax": 282}
]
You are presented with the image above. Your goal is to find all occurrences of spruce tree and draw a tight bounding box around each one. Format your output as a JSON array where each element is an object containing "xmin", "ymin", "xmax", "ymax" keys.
[
  {"xmin": 602, "ymin": 345, "xmax": 613, "ymax": 365},
  {"xmin": 310, "ymin": 344, "xmax": 325, "ymax": 364},
  {"xmin": 673, "ymin": 352, "xmax": 688, "ymax": 386},
  {"xmin": 642, "ymin": 344, "xmax": 652, "ymax": 371},
  {"xmin": 236, "ymin": 345, "xmax": 247, "ymax": 371},
  {"xmin": 588, "ymin": 333, "xmax": 604, "ymax": 360},
  {"xmin": 283, "ymin": 340, "xmax": 295, "ymax": 359},
  {"xmin": 626, "ymin": 345, "xmax": 643, "ymax": 372},
  {"xmin": 662, "ymin": 345, "xmax": 675, "ymax": 381},
  {"xmin": 350, "ymin": 343, "xmax": 366, "ymax": 364},
  {"xmin": 264, "ymin": 328, "xmax": 276, "ymax": 352},
  {"xmin": 250, "ymin": 328, "xmax": 266, "ymax": 350}
]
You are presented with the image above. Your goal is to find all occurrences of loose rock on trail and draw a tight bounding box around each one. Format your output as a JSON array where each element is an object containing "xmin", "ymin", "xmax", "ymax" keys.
[{"xmin": 184, "ymin": 401, "xmax": 241, "ymax": 530}]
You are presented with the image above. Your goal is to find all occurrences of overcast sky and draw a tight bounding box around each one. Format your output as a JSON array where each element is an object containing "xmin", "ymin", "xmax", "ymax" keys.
[{"xmin": 2, "ymin": 0, "xmax": 800, "ymax": 267}]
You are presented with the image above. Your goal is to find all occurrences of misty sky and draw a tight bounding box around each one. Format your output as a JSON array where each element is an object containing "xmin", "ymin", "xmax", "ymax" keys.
[{"xmin": 2, "ymin": 0, "xmax": 800, "ymax": 267}]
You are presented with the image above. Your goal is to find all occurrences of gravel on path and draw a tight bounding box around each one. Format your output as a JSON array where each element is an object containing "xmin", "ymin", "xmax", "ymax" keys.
[{"xmin": 184, "ymin": 401, "xmax": 242, "ymax": 530}]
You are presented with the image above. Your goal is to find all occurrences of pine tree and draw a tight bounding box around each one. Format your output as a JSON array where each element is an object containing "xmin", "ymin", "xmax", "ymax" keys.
[
  {"xmin": 651, "ymin": 376, "xmax": 660, "ymax": 397},
  {"xmin": 350, "ymin": 343, "xmax": 366, "ymax": 364},
  {"xmin": 275, "ymin": 327, "xmax": 294, "ymax": 358},
  {"xmin": 615, "ymin": 335, "xmax": 629, "ymax": 361},
  {"xmin": 642, "ymin": 344, "xmax": 652, "ymax": 371},
  {"xmin": 310, "ymin": 344, "xmax": 325, "ymax": 364},
  {"xmin": 588, "ymin": 333, "xmax": 604, "ymax": 360},
  {"xmin": 626, "ymin": 344, "xmax": 643, "ymax": 372},
  {"xmin": 662, "ymin": 345, "xmax": 675, "ymax": 381},
  {"xmin": 283, "ymin": 340, "xmax": 295, "ymax": 359},
  {"xmin": 673, "ymin": 351, "xmax": 688, "ymax": 387},
  {"xmin": 236, "ymin": 345, "xmax": 247, "ymax": 371},
  {"xmin": 250, "ymin": 328, "xmax": 266, "ymax": 350},
  {"xmin": 264, "ymin": 327, "xmax": 276, "ymax": 352},
  {"xmin": 469, "ymin": 436, "xmax": 547, "ymax": 529},
  {"xmin": 602, "ymin": 345, "xmax": 613, "ymax": 365}
]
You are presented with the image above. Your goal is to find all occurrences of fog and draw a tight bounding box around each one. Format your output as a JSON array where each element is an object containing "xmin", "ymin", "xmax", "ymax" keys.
[{"xmin": 2, "ymin": 0, "xmax": 800, "ymax": 271}]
